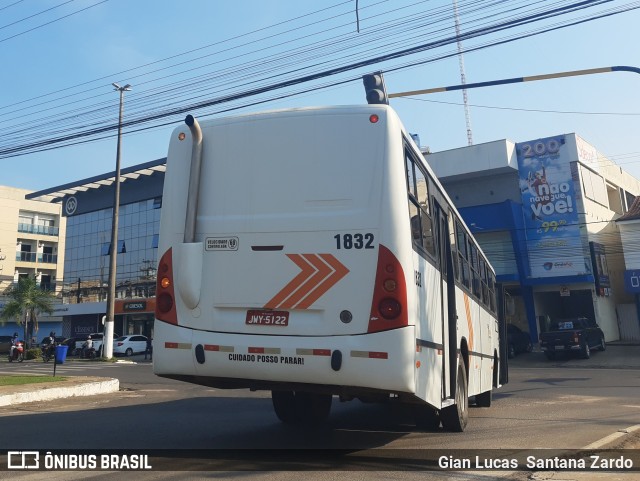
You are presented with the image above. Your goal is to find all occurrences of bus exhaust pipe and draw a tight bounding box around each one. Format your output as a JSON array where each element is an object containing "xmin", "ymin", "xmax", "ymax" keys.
[
  {"xmin": 184, "ymin": 114, "xmax": 203, "ymax": 244},
  {"xmin": 175, "ymin": 114, "xmax": 203, "ymax": 309}
]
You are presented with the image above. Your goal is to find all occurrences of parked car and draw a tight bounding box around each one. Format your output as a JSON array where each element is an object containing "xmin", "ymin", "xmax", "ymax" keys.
[
  {"xmin": 539, "ymin": 317, "xmax": 605, "ymax": 360},
  {"xmin": 113, "ymin": 335, "xmax": 148, "ymax": 356},
  {"xmin": 0, "ymin": 335, "xmax": 13, "ymax": 354},
  {"xmin": 61, "ymin": 337, "xmax": 84, "ymax": 355},
  {"xmin": 84, "ymin": 332, "xmax": 121, "ymax": 355},
  {"xmin": 507, "ymin": 324, "xmax": 533, "ymax": 358}
]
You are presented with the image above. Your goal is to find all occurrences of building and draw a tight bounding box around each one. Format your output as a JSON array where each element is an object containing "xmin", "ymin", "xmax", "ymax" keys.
[
  {"xmin": 0, "ymin": 185, "xmax": 66, "ymax": 340},
  {"xmin": 26, "ymin": 159, "xmax": 166, "ymax": 340},
  {"xmin": 614, "ymin": 197, "xmax": 640, "ymax": 341},
  {"xmin": 425, "ymin": 134, "xmax": 640, "ymax": 344}
]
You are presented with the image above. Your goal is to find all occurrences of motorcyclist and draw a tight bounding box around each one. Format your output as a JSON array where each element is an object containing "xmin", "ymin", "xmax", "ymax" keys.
[
  {"xmin": 42, "ymin": 331, "xmax": 56, "ymax": 358},
  {"xmin": 81, "ymin": 335, "xmax": 93, "ymax": 358},
  {"xmin": 9, "ymin": 333, "xmax": 19, "ymax": 358}
]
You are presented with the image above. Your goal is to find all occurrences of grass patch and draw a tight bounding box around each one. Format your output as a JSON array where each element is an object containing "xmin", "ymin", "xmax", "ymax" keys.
[{"xmin": 0, "ymin": 376, "xmax": 68, "ymax": 386}]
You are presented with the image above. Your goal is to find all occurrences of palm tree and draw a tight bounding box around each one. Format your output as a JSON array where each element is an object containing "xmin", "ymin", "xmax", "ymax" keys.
[{"xmin": 1, "ymin": 277, "xmax": 55, "ymax": 348}]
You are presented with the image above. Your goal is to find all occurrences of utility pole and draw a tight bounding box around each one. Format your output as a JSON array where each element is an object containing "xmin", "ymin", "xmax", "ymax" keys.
[{"xmin": 104, "ymin": 82, "xmax": 131, "ymax": 359}]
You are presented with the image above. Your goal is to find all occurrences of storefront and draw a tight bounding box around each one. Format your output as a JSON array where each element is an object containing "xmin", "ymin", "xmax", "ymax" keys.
[{"xmin": 63, "ymin": 298, "xmax": 155, "ymax": 340}]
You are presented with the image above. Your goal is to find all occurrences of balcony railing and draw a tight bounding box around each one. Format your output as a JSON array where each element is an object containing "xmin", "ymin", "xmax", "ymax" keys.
[
  {"xmin": 38, "ymin": 253, "xmax": 58, "ymax": 264},
  {"xmin": 6, "ymin": 281, "xmax": 57, "ymax": 292},
  {"xmin": 16, "ymin": 252, "xmax": 36, "ymax": 262},
  {"xmin": 17, "ymin": 223, "xmax": 59, "ymax": 236}
]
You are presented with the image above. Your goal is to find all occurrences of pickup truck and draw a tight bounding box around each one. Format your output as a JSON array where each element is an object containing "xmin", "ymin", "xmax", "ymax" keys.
[{"xmin": 539, "ymin": 317, "xmax": 605, "ymax": 360}]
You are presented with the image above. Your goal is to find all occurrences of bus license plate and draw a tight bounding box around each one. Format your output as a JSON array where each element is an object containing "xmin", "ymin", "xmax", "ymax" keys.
[{"xmin": 246, "ymin": 310, "xmax": 289, "ymax": 326}]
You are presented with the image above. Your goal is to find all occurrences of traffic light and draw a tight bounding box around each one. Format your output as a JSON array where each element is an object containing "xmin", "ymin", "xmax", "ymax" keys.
[{"xmin": 362, "ymin": 71, "xmax": 389, "ymax": 105}]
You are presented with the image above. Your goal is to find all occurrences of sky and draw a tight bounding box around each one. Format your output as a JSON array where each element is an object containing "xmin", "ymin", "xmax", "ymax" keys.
[{"xmin": 1, "ymin": 0, "xmax": 640, "ymax": 192}]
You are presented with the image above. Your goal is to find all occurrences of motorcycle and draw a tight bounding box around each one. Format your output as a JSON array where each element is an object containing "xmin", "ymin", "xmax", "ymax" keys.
[
  {"xmin": 42, "ymin": 344, "xmax": 56, "ymax": 363},
  {"xmin": 8, "ymin": 341, "xmax": 24, "ymax": 362},
  {"xmin": 79, "ymin": 347, "xmax": 97, "ymax": 359}
]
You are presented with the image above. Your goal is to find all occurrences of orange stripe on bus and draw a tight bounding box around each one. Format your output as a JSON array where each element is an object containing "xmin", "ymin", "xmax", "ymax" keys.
[
  {"xmin": 165, "ymin": 342, "xmax": 191, "ymax": 349},
  {"xmin": 264, "ymin": 254, "xmax": 315, "ymax": 309},
  {"xmin": 264, "ymin": 254, "xmax": 349, "ymax": 310},
  {"xmin": 463, "ymin": 293, "xmax": 474, "ymax": 350},
  {"xmin": 368, "ymin": 351, "xmax": 388, "ymax": 359},
  {"xmin": 295, "ymin": 254, "xmax": 349, "ymax": 309},
  {"xmin": 280, "ymin": 254, "xmax": 332, "ymax": 309}
]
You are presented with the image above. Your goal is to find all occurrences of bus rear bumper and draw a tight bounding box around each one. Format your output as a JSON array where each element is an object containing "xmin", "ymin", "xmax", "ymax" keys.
[{"xmin": 153, "ymin": 321, "xmax": 417, "ymax": 395}]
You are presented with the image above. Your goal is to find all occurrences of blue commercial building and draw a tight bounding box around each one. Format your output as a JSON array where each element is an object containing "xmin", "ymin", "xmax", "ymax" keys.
[
  {"xmin": 26, "ymin": 159, "xmax": 166, "ymax": 340},
  {"xmin": 426, "ymin": 134, "xmax": 640, "ymax": 344}
]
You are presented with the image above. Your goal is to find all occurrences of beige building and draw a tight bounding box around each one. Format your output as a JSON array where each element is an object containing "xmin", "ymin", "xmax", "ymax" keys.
[{"xmin": 0, "ymin": 185, "xmax": 66, "ymax": 327}]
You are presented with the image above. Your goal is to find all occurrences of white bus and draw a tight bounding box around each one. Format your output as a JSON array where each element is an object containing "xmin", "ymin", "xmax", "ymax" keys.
[{"xmin": 153, "ymin": 104, "xmax": 505, "ymax": 431}]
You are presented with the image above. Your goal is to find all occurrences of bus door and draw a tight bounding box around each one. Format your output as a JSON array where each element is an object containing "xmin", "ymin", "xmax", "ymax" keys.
[{"xmin": 433, "ymin": 200, "xmax": 456, "ymax": 401}]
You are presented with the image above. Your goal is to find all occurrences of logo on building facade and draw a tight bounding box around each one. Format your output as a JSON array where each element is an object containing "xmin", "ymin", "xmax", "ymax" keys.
[
  {"xmin": 65, "ymin": 196, "xmax": 78, "ymax": 216},
  {"xmin": 123, "ymin": 302, "xmax": 147, "ymax": 311}
]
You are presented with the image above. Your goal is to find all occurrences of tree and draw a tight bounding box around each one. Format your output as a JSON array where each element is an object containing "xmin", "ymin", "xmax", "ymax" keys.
[{"xmin": 1, "ymin": 277, "xmax": 56, "ymax": 348}]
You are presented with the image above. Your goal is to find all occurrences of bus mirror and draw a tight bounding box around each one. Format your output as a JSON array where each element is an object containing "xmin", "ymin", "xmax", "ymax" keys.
[{"xmin": 362, "ymin": 72, "xmax": 389, "ymax": 105}]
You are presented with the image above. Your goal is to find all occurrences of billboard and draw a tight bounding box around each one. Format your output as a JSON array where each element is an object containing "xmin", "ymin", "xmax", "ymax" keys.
[{"xmin": 516, "ymin": 135, "xmax": 587, "ymax": 278}]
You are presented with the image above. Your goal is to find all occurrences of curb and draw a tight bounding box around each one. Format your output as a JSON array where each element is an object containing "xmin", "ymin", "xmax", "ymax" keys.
[{"xmin": 0, "ymin": 377, "xmax": 120, "ymax": 407}]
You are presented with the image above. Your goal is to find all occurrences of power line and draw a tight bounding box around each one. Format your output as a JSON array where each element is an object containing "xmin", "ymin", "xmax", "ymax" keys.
[
  {"xmin": 0, "ymin": 0, "xmax": 634, "ymax": 158},
  {"xmin": 0, "ymin": 0, "xmax": 75, "ymax": 31},
  {"xmin": 402, "ymin": 96, "xmax": 640, "ymax": 116},
  {"xmin": 0, "ymin": 0, "xmax": 109, "ymax": 44},
  {"xmin": 0, "ymin": 0, "xmax": 24, "ymax": 12}
]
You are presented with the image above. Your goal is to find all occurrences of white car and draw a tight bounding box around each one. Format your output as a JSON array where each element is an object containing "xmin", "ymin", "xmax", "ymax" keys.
[
  {"xmin": 113, "ymin": 335, "xmax": 148, "ymax": 356},
  {"xmin": 84, "ymin": 332, "xmax": 121, "ymax": 356}
]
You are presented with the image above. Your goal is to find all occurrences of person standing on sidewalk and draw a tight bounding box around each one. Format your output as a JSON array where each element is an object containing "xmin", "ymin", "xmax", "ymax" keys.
[{"xmin": 145, "ymin": 337, "xmax": 153, "ymax": 361}]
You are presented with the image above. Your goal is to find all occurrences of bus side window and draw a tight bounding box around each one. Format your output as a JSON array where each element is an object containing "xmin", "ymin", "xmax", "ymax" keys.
[
  {"xmin": 410, "ymin": 205, "xmax": 421, "ymax": 242},
  {"xmin": 405, "ymin": 146, "xmax": 435, "ymax": 258},
  {"xmin": 455, "ymin": 223, "xmax": 468, "ymax": 288},
  {"xmin": 470, "ymin": 243, "xmax": 481, "ymax": 298},
  {"xmin": 489, "ymin": 272, "xmax": 497, "ymax": 313},
  {"xmin": 422, "ymin": 212, "xmax": 435, "ymax": 256},
  {"xmin": 449, "ymin": 214, "xmax": 458, "ymax": 280}
]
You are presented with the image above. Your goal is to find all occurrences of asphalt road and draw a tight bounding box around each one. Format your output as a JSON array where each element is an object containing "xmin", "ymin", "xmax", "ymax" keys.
[{"xmin": 1, "ymin": 347, "xmax": 640, "ymax": 480}]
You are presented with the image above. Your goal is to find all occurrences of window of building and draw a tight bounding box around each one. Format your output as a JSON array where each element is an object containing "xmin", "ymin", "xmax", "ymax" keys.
[{"xmin": 101, "ymin": 240, "xmax": 127, "ymax": 255}]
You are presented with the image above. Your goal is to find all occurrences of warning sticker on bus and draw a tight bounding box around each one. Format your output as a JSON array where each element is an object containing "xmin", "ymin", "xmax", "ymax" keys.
[
  {"xmin": 246, "ymin": 310, "xmax": 289, "ymax": 326},
  {"xmin": 205, "ymin": 237, "xmax": 239, "ymax": 251}
]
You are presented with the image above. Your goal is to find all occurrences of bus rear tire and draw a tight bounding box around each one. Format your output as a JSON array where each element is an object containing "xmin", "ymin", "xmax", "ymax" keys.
[
  {"xmin": 441, "ymin": 358, "xmax": 469, "ymax": 432},
  {"xmin": 296, "ymin": 392, "xmax": 332, "ymax": 425},
  {"xmin": 271, "ymin": 391, "xmax": 332, "ymax": 425},
  {"xmin": 272, "ymin": 391, "xmax": 297, "ymax": 424}
]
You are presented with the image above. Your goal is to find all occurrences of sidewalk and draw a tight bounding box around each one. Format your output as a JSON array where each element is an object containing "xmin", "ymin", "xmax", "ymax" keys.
[
  {"xmin": 508, "ymin": 342, "xmax": 640, "ymax": 370},
  {"xmin": 0, "ymin": 375, "xmax": 119, "ymax": 407},
  {"xmin": 505, "ymin": 343, "xmax": 640, "ymax": 480}
]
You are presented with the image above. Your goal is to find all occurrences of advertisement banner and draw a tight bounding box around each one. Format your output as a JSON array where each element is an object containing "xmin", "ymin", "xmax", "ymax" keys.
[
  {"xmin": 624, "ymin": 270, "xmax": 640, "ymax": 293},
  {"xmin": 516, "ymin": 135, "xmax": 587, "ymax": 278}
]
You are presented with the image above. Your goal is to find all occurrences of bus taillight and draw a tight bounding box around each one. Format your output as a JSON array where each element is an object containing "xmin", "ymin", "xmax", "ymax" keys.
[
  {"xmin": 156, "ymin": 248, "xmax": 178, "ymax": 325},
  {"xmin": 379, "ymin": 298, "xmax": 402, "ymax": 319},
  {"xmin": 368, "ymin": 245, "xmax": 407, "ymax": 333}
]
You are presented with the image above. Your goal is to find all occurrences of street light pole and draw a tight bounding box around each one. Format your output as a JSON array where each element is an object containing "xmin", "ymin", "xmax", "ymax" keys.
[{"xmin": 104, "ymin": 82, "xmax": 131, "ymax": 358}]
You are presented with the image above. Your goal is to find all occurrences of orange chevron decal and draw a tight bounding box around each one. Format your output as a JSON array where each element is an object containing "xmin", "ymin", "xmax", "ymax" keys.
[
  {"xmin": 463, "ymin": 292, "xmax": 474, "ymax": 351},
  {"xmin": 264, "ymin": 254, "xmax": 349, "ymax": 310}
]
